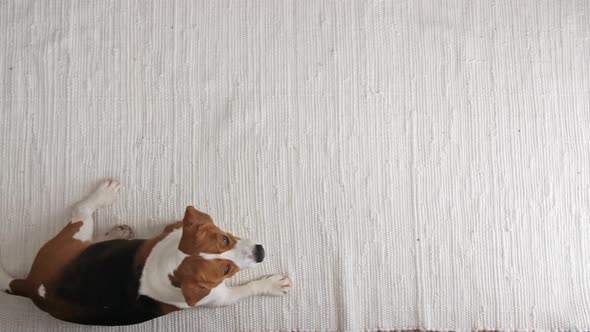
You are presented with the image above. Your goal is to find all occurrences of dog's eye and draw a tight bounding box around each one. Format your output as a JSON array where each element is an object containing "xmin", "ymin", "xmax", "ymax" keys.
[
  {"xmin": 223, "ymin": 264, "xmax": 231, "ymax": 275},
  {"xmin": 222, "ymin": 235, "xmax": 230, "ymax": 246}
]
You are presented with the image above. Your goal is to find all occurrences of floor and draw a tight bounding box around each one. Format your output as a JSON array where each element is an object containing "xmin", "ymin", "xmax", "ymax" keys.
[{"xmin": 0, "ymin": 1, "xmax": 589, "ymax": 331}]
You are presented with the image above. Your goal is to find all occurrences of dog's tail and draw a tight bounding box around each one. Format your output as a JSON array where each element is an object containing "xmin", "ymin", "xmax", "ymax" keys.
[
  {"xmin": 0, "ymin": 265, "xmax": 29, "ymax": 297},
  {"xmin": 0, "ymin": 248, "xmax": 29, "ymax": 297},
  {"xmin": 0, "ymin": 259, "xmax": 15, "ymax": 293},
  {"xmin": 0, "ymin": 254, "xmax": 28, "ymax": 297}
]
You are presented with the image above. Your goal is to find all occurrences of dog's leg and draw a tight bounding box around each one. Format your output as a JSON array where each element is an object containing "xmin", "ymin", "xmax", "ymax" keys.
[
  {"xmin": 200, "ymin": 274, "xmax": 292, "ymax": 306},
  {"xmin": 95, "ymin": 225, "xmax": 134, "ymax": 242},
  {"xmin": 69, "ymin": 179, "xmax": 121, "ymax": 242}
]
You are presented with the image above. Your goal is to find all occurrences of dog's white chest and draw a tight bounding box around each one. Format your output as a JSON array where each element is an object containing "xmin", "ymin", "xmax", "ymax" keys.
[{"xmin": 138, "ymin": 229, "xmax": 190, "ymax": 308}]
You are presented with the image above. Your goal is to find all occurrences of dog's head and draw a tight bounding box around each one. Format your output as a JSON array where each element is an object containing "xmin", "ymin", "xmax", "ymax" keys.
[{"xmin": 174, "ymin": 206, "xmax": 265, "ymax": 305}]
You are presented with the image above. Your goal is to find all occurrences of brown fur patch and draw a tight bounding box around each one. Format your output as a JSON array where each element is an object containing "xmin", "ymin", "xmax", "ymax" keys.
[
  {"xmin": 8, "ymin": 206, "xmax": 243, "ymax": 321},
  {"xmin": 172, "ymin": 206, "xmax": 243, "ymax": 305},
  {"xmin": 169, "ymin": 255, "xmax": 239, "ymax": 306},
  {"xmin": 9, "ymin": 221, "xmax": 93, "ymax": 320},
  {"xmin": 10, "ymin": 220, "xmax": 185, "ymax": 322},
  {"xmin": 178, "ymin": 206, "xmax": 238, "ymax": 255},
  {"xmin": 159, "ymin": 302, "xmax": 181, "ymax": 314}
]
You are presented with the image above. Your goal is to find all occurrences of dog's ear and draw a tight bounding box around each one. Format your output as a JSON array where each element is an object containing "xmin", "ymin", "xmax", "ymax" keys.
[
  {"xmin": 172, "ymin": 256, "xmax": 225, "ymax": 306},
  {"xmin": 180, "ymin": 281, "xmax": 211, "ymax": 306},
  {"xmin": 179, "ymin": 206, "xmax": 212, "ymax": 254},
  {"xmin": 179, "ymin": 278, "xmax": 221, "ymax": 306},
  {"xmin": 183, "ymin": 206, "xmax": 212, "ymax": 227}
]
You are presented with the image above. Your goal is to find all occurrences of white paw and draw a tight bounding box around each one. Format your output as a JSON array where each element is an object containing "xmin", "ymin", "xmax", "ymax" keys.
[
  {"xmin": 88, "ymin": 179, "xmax": 121, "ymax": 207},
  {"xmin": 258, "ymin": 274, "xmax": 292, "ymax": 296},
  {"xmin": 104, "ymin": 225, "xmax": 134, "ymax": 240}
]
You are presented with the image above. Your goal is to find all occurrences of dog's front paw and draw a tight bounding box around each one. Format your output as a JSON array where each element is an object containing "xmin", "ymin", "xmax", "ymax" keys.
[{"xmin": 257, "ymin": 274, "xmax": 292, "ymax": 296}]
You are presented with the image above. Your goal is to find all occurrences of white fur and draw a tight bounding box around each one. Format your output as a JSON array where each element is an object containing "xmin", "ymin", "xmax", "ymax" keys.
[
  {"xmin": 72, "ymin": 216, "xmax": 94, "ymax": 242},
  {"xmin": 38, "ymin": 284, "xmax": 46, "ymax": 298},
  {"xmin": 200, "ymin": 238, "xmax": 258, "ymax": 269},
  {"xmin": 1, "ymin": 178, "xmax": 293, "ymax": 311},
  {"xmin": 71, "ymin": 180, "xmax": 120, "ymax": 242},
  {"xmin": 137, "ymin": 228, "xmax": 293, "ymax": 307},
  {"xmin": 138, "ymin": 228, "xmax": 190, "ymax": 308},
  {"xmin": 196, "ymin": 274, "xmax": 292, "ymax": 307}
]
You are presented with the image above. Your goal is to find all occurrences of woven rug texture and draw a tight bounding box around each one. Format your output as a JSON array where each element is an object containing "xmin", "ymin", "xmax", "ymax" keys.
[{"xmin": 0, "ymin": 1, "xmax": 589, "ymax": 331}]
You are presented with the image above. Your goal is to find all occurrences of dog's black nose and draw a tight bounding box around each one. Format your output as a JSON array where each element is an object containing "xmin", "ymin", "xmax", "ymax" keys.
[{"xmin": 253, "ymin": 245, "xmax": 265, "ymax": 263}]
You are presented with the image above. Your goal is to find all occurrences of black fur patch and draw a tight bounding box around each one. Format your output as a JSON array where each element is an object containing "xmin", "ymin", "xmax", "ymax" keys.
[{"xmin": 57, "ymin": 239, "xmax": 166, "ymax": 325}]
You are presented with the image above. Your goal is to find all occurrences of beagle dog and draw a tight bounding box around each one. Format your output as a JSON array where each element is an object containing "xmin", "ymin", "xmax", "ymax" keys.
[{"xmin": 0, "ymin": 179, "xmax": 292, "ymax": 326}]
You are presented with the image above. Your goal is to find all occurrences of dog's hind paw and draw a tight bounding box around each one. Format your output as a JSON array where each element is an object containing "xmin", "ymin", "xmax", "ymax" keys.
[{"xmin": 102, "ymin": 225, "xmax": 134, "ymax": 240}]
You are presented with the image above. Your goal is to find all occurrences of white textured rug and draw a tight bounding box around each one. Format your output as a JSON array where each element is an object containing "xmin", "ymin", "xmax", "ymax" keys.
[{"xmin": 1, "ymin": 1, "xmax": 589, "ymax": 331}]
